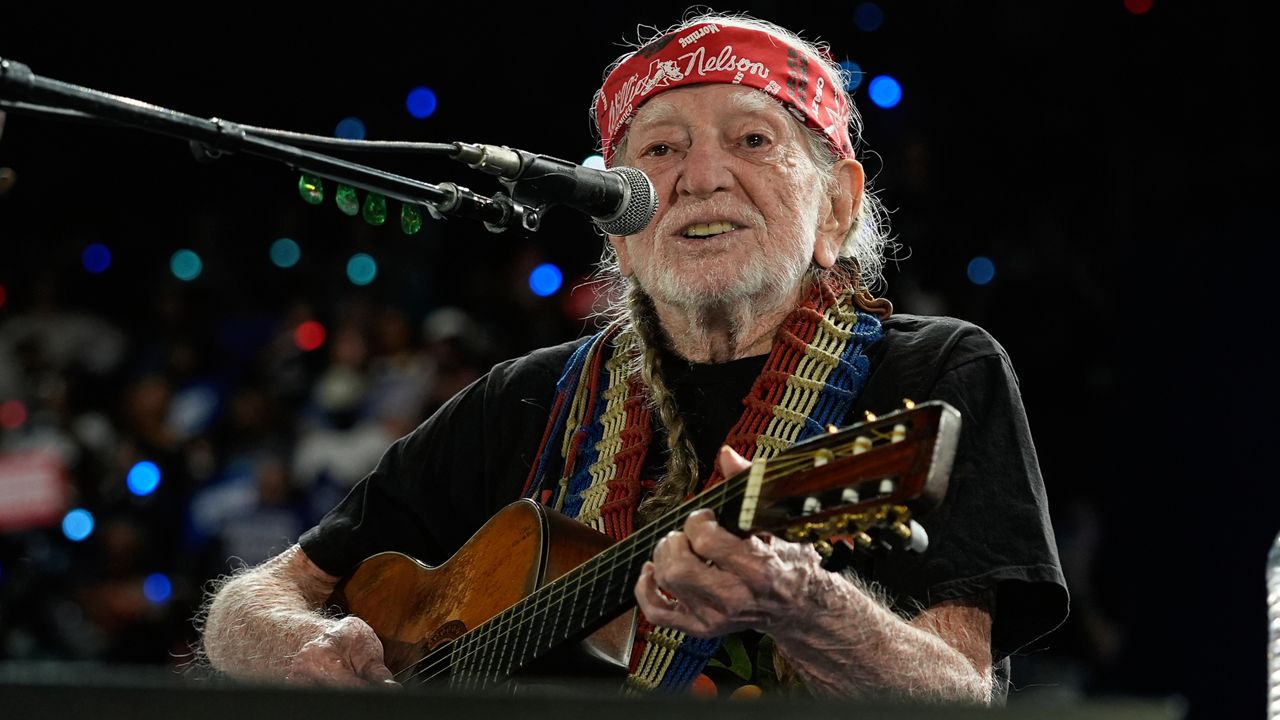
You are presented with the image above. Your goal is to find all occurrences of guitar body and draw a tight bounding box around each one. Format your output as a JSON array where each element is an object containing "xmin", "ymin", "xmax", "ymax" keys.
[{"xmin": 330, "ymin": 499, "xmax": 637, "ymax": 681}]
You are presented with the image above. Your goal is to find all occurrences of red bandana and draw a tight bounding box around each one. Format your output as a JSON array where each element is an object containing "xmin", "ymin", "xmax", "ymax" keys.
[{"xmin": 596, "ymin": 22, "xmax": 855, "ymax": 166}]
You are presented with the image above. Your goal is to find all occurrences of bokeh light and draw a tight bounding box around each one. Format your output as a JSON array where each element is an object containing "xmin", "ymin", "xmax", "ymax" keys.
[
  {"xmin": 81, "ymin": 243, "xmax": 112, "ymax": 274},
  {"xmin": 1124, "ymin": 0, "xmax": 1153, "ymax": 15},
  {"xmin": 839, "ymin": 60, "xmax": 864, "ymax": 92},
  {"xmin": 270, "ymin": 238, "xmax": 301, "ymax": 268},
  {"xmin": 854, "ymin": 3, "xmax": 884, "ymax": 31},
  {"xmin": 143, "ymin": 573, "xmax": 173, "ymax": 604},
  {"xmin": 967, "ymin": 256, "xmax": 996, "ymax": 286},
  {"xmin": 347, "ymin": 253, "xmax": 378, "ymax": 286},
  {"xmin": 62, "ymin": 509, "xmax": 94, "ymax": 542},
  {"xmin": 868, "ymin": 75, "xmax": 903, "ymax": 108},
  {"xmin": 294, "ymin": 320, "xmax": 327, "ymax": 351},
  {"xmin": 170, "ymin": 250, "xmax": 203, "ymax": 281},
  {"xmin": 529, "ymin": 263, "xmax": 563, "ymax": 297},
  {"xmin": 334, "ymin": 116, "xmax": 366, "ymax": 140},
  {"xmin": 582, "ymin": 155, "xmax": 607, "ymax": 170},
  {"xmin": 127, "ymin": 460, "xmax": 161, "ymax": 496},
  {"xmin": 406, "ymin": 87, "xmax": 438, "ymax": 119},
  {"xmin": 0, "ymin": 399, "xmax": 26, "ymax": 429}
]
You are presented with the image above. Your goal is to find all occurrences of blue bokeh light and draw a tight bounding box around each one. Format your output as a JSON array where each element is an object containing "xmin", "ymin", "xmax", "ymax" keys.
[
  {"xmin": 868, "ymin": 75, "xmax": 903, "ymax": 108},
  {"xmin": 529, "ymin": 263, "xmax": 563, "ymax": 297},
  {"xmin": 143, "ymin": 573, "xmax": 173, "ymax": 603},
  {"xmin": 270, "ymin": 238, "xmax": 301, "ymax": 268},
  {"xmin": 347, "ymin": 253, "xmax": 378, "ymax": 286},
  {"xmin": 62, "ymin": 509, "xmax": 95, "ymax": 542},
  {"xmin": 854, "ymin": 3, "xmax": 884, "ymax": 32},
  {"xmin": 839, "ymin": 60, "xmax": 864, "ymax": 92},
  {"xmin": 334, "ymin": 116, "xmax": 366, "ymax": 140},
  {"xmin": 127, "ymin": 460, "xmax": 161, "ymax": 496},
  {"xmin": 967, "ymin": 256, "xmax": 996, "ymax": 285},
  {"xmin": 82, "ymin": 243, "xmax": 112, "ymax": 274},
  {"xmin": 406, "ymin": 87, "xmax": 438, "ymax": 119},
  {"xmin": 170, "ymin": 250, "xmax": 203, "ymax": 281},
  {"xmin": 582, "ymin": 155, "xmax": 607, "ymax": 170}
]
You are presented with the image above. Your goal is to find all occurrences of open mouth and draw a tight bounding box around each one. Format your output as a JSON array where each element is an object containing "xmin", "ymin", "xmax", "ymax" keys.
[{"xmin": 680, "ymin": 221, "xmax": 738, "ymax": 239}]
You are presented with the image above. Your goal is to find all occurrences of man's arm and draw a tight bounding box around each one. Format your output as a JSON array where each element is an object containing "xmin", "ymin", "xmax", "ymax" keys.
[
  {"xmin": 634, "ymin": 447, "xmax": 993, "ymax": 703},
  {"xmin": 768, "ymin": 576, "xmax": 992, "ymax": 702},
  {"xmin": 201, "ymin": 544, "xmax": 397, "ymax": 687}
]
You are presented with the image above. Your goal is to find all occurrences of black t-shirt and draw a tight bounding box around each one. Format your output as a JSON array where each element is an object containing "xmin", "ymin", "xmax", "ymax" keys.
[{"xmin": 300, "ymin": 313, "xmax": 1068, "ymax": 665}]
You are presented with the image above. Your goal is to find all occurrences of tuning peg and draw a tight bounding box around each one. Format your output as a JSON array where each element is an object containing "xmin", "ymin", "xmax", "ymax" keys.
[
  {"xmin": 891, "ymin": 424, "xmax": 907, "ymax": 443},
  {"xmin": 841, "ymin": 488, "xmax": 860, "ymax": 504},
  {"xmin": 902, "ymin": 398, "xmax": 916, "ymax": 409},
  {"xmin": 853, "ymin": 436, "xmax": 872, "ymax": 455},
  {"xmin": 878, "ymin": 478, "xmax": 896, "ymax": 495},
  {"xmin": 802, "ymin": 496, "xmax": 822, "ymax": 515},
  {"xmin": 905, "ymin": 520, "xmax": 929, "ymax": 553},
  {"xmin": 813, "ymin": 448, "xmax": 834, "ymax": 467}
]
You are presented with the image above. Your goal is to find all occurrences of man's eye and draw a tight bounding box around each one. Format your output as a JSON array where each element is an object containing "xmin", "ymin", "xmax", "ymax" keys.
[
  {"xmin": 645, "ymin": 143, "xmax": 671, "ymax": 157},
  {"xmin": 744, "ymin": 134, "xmax": 769, "ymax": 148}
]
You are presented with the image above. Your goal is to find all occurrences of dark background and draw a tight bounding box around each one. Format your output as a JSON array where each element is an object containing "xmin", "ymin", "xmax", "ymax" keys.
[{"xmin": 1, "ymin": 3, "xmax": 1276, "ymax": 718}]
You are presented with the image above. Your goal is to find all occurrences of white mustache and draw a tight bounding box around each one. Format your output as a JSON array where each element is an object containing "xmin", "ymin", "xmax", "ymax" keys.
[{"xmin": 655, "ymin": 199, "xmax": 765, "ymax": 238}]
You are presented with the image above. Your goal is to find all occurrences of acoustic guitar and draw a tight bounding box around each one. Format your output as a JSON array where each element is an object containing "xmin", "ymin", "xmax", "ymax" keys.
[{"xmin": 331, "ymin": 400, "xmax": 960, "ymax": 691}]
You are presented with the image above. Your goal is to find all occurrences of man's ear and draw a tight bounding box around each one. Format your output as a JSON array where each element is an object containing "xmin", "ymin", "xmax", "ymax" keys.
[
  {"xmin": 609, "ymin": 235, "xmax": 633, "ymax": 276},
  {"xmin": 814, "ymin": 158, "xmax": 865, "ymax": 268}
]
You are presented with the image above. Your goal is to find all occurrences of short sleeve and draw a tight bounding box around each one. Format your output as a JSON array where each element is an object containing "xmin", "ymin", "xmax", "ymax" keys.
[{"xmin": 860, "ymin": 320, "xmax": 1069, "ymax": 658}]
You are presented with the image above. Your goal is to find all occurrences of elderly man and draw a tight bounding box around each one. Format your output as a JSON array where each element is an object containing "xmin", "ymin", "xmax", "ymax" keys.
[{"xmin": 201, "ymin": 14, "xmax": 1067, "ymax": 703}]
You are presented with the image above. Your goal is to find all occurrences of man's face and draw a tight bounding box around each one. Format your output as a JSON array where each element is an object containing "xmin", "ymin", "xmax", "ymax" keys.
[{"xmin": 609, "ymin": 84, "xmax": 846, "ymax": 311}]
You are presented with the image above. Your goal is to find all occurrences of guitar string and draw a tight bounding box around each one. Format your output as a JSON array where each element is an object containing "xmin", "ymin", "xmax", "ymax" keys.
[
  {"xmin": 402, "ymin": 422, "xmax": 912, "ymax": 687},
  {"xmin": 395, "ymin": 428, "xmax": 901, "ymax": 687},
  {"xmin": 394, "ymin": 430, "xmax": 893, "ymax": 688},
  {"xmin": 398, "ymin": 475, "xmax": 742, "ymax": 687},
  {"xmin": 394, "ymin": 424, "xmax": 906, "ymax": 687}
]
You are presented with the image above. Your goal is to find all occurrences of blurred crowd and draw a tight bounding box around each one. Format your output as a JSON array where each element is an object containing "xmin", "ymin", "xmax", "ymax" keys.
[{"xmin": 0, "ymin": 273, "xmax": 548, "ymax": 668}]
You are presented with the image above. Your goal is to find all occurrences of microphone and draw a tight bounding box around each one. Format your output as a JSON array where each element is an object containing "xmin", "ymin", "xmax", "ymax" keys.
[{"xmin": 451, "ymin": 143, "xmax": 657, "ymax": 236}]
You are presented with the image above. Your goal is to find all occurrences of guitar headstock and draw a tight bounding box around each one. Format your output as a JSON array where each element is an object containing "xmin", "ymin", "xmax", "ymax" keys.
[{"xmin": 733, "ymin": 400, "xmax": 960, "ymax": 557}]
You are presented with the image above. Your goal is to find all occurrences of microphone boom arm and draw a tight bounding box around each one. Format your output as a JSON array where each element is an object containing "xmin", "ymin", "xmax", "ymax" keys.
[{"xmin": 0, "ymin": 57, "xmax": 541, "ymax": 232}]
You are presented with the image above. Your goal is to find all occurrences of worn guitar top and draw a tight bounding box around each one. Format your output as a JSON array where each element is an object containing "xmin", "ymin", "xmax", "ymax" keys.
[{"xmin": 300, "ymin": 313, "xmax": 1069, "ymax": 694}]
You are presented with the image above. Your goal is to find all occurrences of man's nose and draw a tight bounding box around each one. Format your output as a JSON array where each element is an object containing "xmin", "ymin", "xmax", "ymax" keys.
[{"xmin": 675, "ymin": 142, "xmax": 734, "ymax": 199}]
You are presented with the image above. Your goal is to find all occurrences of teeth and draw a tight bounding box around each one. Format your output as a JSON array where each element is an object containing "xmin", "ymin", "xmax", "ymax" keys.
[{"xmin": 682, "ymin": 221, "xmax": 736, "ymax": 238}]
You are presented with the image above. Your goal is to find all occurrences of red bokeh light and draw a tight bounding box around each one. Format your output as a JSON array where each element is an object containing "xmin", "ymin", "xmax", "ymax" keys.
[
  {"xmin": 1124, "ymin": 0, "xmax": 1153, "ymax": 15},
  {"xmin": 293, "ymin": 320, "xmax": 327, "ymax": 352},
  {"xmin": 0, "ymin": 400, "xmax": 27, "ymax": 430},
  {"xmin": 0, "ymin": 283, "xmax": 7, "ymax": 309}
]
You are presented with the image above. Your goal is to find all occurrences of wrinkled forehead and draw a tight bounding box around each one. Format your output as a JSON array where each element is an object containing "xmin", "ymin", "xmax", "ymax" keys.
[{"xmin": 628, "ymin": 85, "xmax": 791, "ymax": 131}]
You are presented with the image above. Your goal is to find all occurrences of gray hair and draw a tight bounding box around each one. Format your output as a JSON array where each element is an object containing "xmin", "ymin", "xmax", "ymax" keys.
[{"xmin": 592, "ymin": 10, "xmax": 893, "ymax": 295}]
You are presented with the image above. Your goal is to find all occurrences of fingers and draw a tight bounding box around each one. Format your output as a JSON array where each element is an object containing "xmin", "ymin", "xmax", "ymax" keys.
[
  {"xmin": 715, "ymin": 445, "xmax": 752, "ymax": 478},
  {"xmin": 635, "ymin": 562, "xmax": 714, "ymax": 638},
  {"xmin": 286, "ymin": 617, "xmax": 399, "ymax": 688},
  {"xmin": 679, "ymin": 509, "xmax": 771, "ymax": 576}
]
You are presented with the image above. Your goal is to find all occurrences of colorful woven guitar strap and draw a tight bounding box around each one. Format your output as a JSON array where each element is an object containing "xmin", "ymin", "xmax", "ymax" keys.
[{"xmin": 522, "ymin": 280, "xmax": 882, "ymax": 694}]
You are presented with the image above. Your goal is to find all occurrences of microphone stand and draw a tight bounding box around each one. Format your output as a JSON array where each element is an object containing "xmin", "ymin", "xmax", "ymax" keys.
[{"xmin": 0, "ymin": 57, "xmax": 542, "ymax": 233}]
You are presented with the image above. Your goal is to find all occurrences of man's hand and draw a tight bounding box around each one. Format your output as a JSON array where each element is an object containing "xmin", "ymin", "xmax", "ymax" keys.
[
  {"xmin": 634, "ymin": 446, "xmax": 830, "ymax": 640},
  {"xmin": 286, "ymin": 616, "xmax": 400, "ymax": 688}
]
